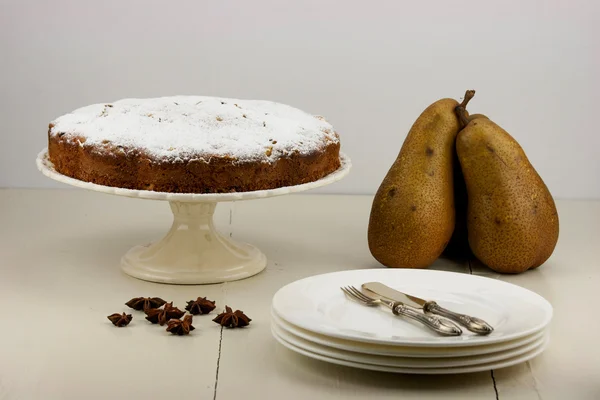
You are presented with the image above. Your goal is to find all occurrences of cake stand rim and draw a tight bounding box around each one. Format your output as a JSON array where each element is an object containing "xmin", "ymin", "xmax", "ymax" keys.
[{"xmin": 35, "ymin": 148, "xmax": 351, "ymax": 203}]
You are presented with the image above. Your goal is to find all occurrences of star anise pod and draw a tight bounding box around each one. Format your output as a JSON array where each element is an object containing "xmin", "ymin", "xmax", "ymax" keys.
[
  {"xmin": 125, "ymin": 297, "xmax": 167, "ymax": 311},
  {"xmin": 145, "ymin": 302, "xmax": 185, "ymax": 325},
  {"xmin": 212, "ymin": 306, "xmax": 251, "ymax": 328},
  {"xmin": 185, "ymin": 297, "xmax": 216, "ymax": 315},
  {"xmin": 107, "ymin": 312, "xmax": 132, "ymax": 327},
  {"xmin": 166, "ymin": 315, "xmax": 195, "ymax": 336}
]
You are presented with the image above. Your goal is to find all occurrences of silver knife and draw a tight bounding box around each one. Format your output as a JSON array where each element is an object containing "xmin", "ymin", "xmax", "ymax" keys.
[{"xmin": 361, "ymin": 282, "xmax": 494, "ymax": 335}]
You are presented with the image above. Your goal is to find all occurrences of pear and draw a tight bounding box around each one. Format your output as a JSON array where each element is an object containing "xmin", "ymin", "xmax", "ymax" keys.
[
  {"xmin": 368, "ymin": 91, "xmax": 475, "ymax": 268},
  {"xmin": 455, "ymin": 107, "xmax": 559, "ymax": 273}
]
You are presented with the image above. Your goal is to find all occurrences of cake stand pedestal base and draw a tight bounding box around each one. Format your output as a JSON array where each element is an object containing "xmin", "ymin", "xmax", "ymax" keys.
[{"xmin": 121, "ymin": 201, "xmax": 267, "ymax": 284}]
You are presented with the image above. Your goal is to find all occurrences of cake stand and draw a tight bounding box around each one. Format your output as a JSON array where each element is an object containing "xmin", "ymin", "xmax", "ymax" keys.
[{"xmin": 36, "ymin": 149, "xmax": 351, "ymax": 285}]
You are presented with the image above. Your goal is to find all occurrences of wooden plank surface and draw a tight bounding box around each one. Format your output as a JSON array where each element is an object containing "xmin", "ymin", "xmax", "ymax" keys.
[
  {"xmin": 0, "ymin": 190, "xmax": 598, "ymax": 399},
  {"xmin": 0, "ymin": 190, "xmax": 225, "ymax": 399}
]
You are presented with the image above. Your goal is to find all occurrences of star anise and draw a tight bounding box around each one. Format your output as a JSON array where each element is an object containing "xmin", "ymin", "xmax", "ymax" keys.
[
  {"xmin": 107, "ymin": 312, "xmax": 132, "ymax": 327},
  {"xmin": 166, "ymin": 315, "xmax": 195, "ymax": 336},
  {"xmin": 185, "ymin": 297, "xmax": 216, "ymax": 315},
  {"xmin": 145, "ymin": 302, "xmax": 185, "ymax": 325},
  {"xmin": 212, "ymin": 306, "xmax": 251, "ymax": 328},
  {"xmin": 125, "ymin": 297, "xmax": 167, "ymax": 311}
]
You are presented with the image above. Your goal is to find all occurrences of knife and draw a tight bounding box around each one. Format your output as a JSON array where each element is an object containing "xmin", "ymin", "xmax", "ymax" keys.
[{"xmin": 361, "ymin": 282, "xmax": 494, "ymax": 335}]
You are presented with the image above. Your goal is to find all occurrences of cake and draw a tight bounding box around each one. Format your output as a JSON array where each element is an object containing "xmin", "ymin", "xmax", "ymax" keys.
[{"xmin": 47, "ymin": 96, "xmax": 341, "ymax": 193}]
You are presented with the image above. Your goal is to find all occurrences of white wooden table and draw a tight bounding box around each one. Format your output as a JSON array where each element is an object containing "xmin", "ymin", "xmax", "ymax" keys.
[{"xmin": 0, "ymin": 189, "xmax": 598, "ymax": 399}]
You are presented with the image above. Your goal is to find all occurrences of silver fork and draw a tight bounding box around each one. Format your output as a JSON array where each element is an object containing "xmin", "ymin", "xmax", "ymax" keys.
[{"xmin": 341, "ymin": 286, "xmax": 463, "ymax": 336}]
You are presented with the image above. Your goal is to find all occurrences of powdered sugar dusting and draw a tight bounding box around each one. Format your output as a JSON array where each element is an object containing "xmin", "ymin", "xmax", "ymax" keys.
[{"xmin": 49, "ymin": 96, "xmax": 339, "ymax": 163}]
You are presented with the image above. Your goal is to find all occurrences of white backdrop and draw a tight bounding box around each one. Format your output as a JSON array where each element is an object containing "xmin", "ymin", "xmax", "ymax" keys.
[{"xmin": 1, "ymin": 0, "xmax": 598, "ymax": 198}]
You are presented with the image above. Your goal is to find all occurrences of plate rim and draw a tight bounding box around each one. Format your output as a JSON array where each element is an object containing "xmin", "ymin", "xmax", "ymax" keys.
[
  {"xmin": 272, "ymin": 318, "xmax": 547, "ymax": 368},
  {"xmin": 272, "ymin": 308, "xmax": 547, "ymax": 358},
  {"xmin": 272, "ymin": 325, "xmax": 549, "ymax": 374}
]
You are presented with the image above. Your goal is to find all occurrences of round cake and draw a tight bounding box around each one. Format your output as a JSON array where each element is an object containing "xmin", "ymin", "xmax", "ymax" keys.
[{"xmin": 47, "ymin": 96, "xmax": 341, "ymax": 193}]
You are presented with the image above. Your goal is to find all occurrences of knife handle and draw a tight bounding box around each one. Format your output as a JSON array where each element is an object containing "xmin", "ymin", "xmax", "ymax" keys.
[
  {"xmin": 425, "ymin": 302, "xmax": 494, "ymax": 335},
  {"xmin": 391, "ymin": 303, "xmax": 463, "ymax": 336}
]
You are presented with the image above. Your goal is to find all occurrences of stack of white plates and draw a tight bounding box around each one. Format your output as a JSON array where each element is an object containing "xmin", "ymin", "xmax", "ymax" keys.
[{"xmin": 271, "ymin": 269, "xmax": 552, "ymax": 374}]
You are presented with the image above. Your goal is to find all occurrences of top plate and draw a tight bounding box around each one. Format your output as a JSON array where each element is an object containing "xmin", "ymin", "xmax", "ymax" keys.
[
  {"xmin": 35, "ymin": 149, "xmax": 351, "ymax": 203},
  {"xmin": 272, "ymin": 269, "xmax": 552, "ymax": 347}
]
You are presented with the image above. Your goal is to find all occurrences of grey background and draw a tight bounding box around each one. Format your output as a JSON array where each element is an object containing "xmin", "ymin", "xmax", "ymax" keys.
[{"xmin": 1, "ymin": 0, "xmax": 598, "ymax": 198}]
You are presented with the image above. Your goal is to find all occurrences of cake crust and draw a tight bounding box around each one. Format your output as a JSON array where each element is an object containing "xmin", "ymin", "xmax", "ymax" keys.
[
  {"xmin": 47, "ymin": 96, "xmax": 341, "ymax": 193},
  {"xmin": 48, "ymin": 134, "xmax": 340, "ymax": 193}
]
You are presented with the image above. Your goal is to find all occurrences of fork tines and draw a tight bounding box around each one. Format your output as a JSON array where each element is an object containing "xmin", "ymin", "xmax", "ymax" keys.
[{"xmin": 341, "ymin": 286, "xmax": 375, "ymax": 303}]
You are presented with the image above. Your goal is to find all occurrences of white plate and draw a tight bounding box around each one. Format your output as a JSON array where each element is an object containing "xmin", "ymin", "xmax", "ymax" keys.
[
  {"xmin": 272, "ymin": 320, "xmax": 547, "ymax": 368},
  {"xmin": 272, "ymin": 326, "xmax": 549, "ymax": 374},
  {"xmin": 272, "ymin": 310, "xmax": 546, "ymax": 358},
  {"xmin": 272, "ymin": 269, "xmax": 552, "ymax": 347}
]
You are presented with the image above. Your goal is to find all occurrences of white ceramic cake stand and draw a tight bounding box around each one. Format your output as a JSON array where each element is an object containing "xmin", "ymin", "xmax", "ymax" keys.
[{"xmin": 36, "ymin": 149, "xmax": 351, "ymax": 285}]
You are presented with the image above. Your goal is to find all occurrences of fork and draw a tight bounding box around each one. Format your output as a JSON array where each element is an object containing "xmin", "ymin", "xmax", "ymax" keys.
[{"xmin": 341, "ymin": 286, "xmax": 463, "ymax": 336}]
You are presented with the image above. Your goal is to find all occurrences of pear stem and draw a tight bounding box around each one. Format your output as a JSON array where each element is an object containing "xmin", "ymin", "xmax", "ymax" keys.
[
  {"xmin": 456, "ymin": 90, "xmax": 475, "ymax": 128},
  {"xmin": 456, "ymin": 106, "xmax": 470, "ymax": 127},
  {"xmin": 459, "ymin": 90, "xmax": 475, "ymax": 108}
]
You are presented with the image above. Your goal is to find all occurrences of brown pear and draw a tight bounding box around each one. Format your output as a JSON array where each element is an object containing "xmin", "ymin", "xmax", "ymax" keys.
[
  {"xmin": 455, "ymin": 107, "xmax": 559, "ymax": 273},
  {"xmin": 368, "ymin": 91, "xmax": 475, "ymax": 268}
]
